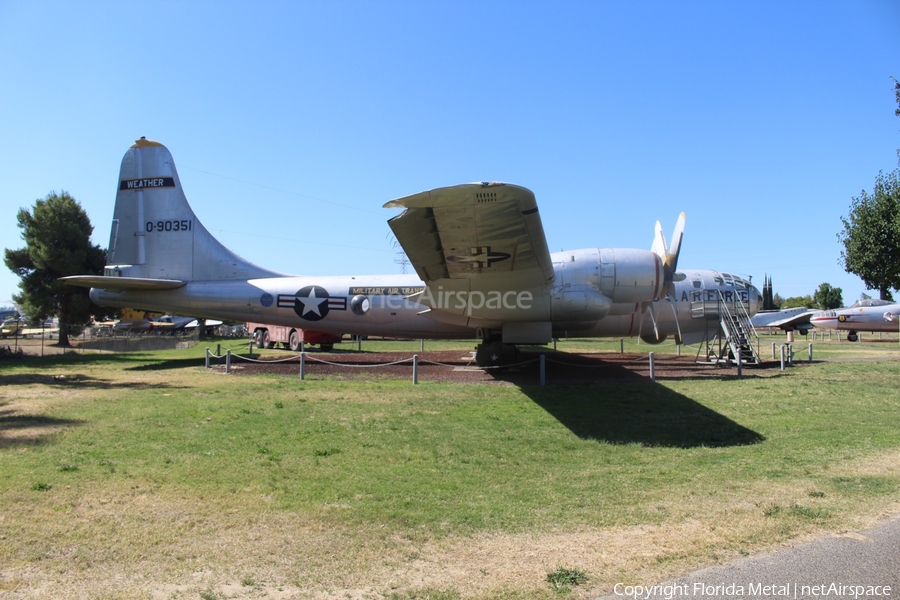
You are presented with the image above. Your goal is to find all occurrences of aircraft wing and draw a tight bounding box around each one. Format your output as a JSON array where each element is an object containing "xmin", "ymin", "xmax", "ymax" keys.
[
  {"xmin": 60, "ymin": 275, "xmax": 187, "ymax": 291},
  {"xmin": 750, "ymin": 308, "xmax": 818, "ymax": 331},
  {"xmin": 384, "ymin": 182, "xmax": 555, "ymax": 288}
]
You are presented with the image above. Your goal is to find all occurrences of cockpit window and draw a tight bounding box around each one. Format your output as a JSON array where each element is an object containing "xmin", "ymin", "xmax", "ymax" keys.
[
  {"xmin": 714, "ymin": 276, "xmax": 724, "ymax": 286},
  {"xmin": 850, "ymin": 298, "xmax": 891, "ymax": 308},
  {"xmin": 692, "ymin": 280, "xmax": 702, "ymax": 289}
]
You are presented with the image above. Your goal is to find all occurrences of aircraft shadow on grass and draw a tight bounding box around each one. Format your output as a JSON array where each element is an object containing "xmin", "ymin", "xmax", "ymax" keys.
[
  {"xmin": 126, "ymin": 357, "xmax": 212, "ymax": 371},
  {"xmin": 0, "ymin": 371, "xmax": 188, "ymax": 449},
  {"xmin": 0, "ymin": 407, "xmax": 84, "ymax": 449},
  {"xmin": 492, "ymin": 357, "xmax": 765, "ymax": 448},
  {"xmin": 0, "ymin": 371, "xmax": 187, "ymax": 390}
]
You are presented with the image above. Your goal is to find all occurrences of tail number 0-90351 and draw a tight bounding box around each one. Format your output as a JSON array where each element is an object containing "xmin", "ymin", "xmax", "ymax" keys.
[{"xmin": 147, "ymin": 220, "xmax": 192, "ymax": 232}]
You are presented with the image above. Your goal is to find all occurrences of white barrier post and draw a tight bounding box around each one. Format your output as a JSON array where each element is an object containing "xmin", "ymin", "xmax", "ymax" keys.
[
  {"xmin": 226, "ymin": 349, "xmax": 231, "ymax": 374},
  {"xmin": 412, "ymin": 354, "xmax": 419, "ymax": 385},
  {"xmin": 649, "ymin": 352, "xmax": 655, "ymax": 381},
  {"xmin": 808, "ymin": 343, "xmax": 813, "ymax": 363},
  {"xmin": 780, "ymin": 345, "xmax": 785, "ymax": 371},
  {"xmin": 205, "ymin": 348, "xmax": 210, "ymax": 368},
  {"xmin": 299, "ymin": 352, "xmax": 305, "ymax": 380}
]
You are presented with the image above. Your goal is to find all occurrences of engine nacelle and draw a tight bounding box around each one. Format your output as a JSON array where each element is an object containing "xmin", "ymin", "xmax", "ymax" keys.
[
  {"xmin": 551, "ymin": 248, "xmax": 664, "ymax": 310},
  {"xmin": 551, "ymin": 285, "xmax": 612, "ymax": 322},
  {"xmin": 598, "ymin": 248, "xmax": 664, "ymax": 304}
]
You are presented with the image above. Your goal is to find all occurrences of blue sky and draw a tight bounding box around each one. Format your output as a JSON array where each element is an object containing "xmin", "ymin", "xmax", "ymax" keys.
[{"xmin": 2, "ymin": 0, "xmax": 899, "ymax": 310}]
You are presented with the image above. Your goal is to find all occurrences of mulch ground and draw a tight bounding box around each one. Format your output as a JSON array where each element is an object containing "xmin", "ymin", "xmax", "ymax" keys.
[{"xmin": 220, "ymin": 349, "xmax": 781, "ymax": 384}]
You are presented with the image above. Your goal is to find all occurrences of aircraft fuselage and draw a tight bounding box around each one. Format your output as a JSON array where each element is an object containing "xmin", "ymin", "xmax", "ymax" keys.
[{"xmin": 91, "ymin": 263, "xmax": 758, "ymax": 344}]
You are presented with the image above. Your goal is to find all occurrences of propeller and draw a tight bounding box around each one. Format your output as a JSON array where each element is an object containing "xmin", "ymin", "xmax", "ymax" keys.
[
  {"xmin": 654, "ymin": 212, "xmax": 685, "ymax": 294},
  {"xmin": 639, "ymin": 213, "xmax": 686, "ymax": 344}
]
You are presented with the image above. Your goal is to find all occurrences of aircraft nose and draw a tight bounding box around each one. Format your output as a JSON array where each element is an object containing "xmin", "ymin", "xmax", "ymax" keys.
[{"xmin": 751, "ymin": 285, "xmax": 762, "ymax": 314}]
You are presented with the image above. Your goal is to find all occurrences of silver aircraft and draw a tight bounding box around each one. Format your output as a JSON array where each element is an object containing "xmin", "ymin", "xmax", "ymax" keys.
[
  {"xmin": 809, "ymin": 298, "xmax": 900, "ymax": 341},
  {"xmin": 63, "ymin": 138, "xmax": 762, "ymax": 366}
]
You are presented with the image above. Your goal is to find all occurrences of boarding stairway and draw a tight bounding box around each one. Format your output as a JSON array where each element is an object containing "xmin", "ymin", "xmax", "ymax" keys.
[{"xmin": 695, "ymin": 290, "xmax": 761, "ymax": 367}]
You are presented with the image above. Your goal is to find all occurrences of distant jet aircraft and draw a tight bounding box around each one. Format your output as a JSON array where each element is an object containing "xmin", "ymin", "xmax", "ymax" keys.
[
  {"xmin": 113, "ymin": 313, "xmax": 223, "ymax": 334},
  {"xmin": 63, "ymin": 138, "xmax": 762, "ymax": 366},
  {"xmin": 809, "ymin": 298, "xmax": 900, "ymax": 341},
  {"xmin": 1, "ymin": 315, "xmax": 24, "ymax": 338}
]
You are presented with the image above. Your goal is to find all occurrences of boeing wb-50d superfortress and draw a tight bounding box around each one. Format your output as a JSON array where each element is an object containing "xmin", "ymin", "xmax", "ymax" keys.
[{"xmin": 64, "ymin": 138, "xmax": 762, "ymax": 366}]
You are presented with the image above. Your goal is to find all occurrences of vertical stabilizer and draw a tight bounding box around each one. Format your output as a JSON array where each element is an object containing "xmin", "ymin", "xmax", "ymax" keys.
[{"xmin": 105, "ymin": 138, "xmax": 282, "ymax": 282}]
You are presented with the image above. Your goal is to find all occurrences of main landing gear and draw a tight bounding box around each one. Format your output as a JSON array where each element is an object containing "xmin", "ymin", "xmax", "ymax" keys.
[{"xmin": 474, "ymin": 338, "xmax": 519, "ymax": 368}]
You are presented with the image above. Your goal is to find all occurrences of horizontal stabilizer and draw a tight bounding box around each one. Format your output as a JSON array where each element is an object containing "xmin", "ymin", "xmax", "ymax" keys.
[{"xmin": 61, "ymin": 275, "xmax": 187, "ymax": 291}]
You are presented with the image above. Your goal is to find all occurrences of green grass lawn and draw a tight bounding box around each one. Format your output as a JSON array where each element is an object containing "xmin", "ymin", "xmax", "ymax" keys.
[{"xmin": 1, "ymin": 337, "xmax": 899, "ymax": 599}]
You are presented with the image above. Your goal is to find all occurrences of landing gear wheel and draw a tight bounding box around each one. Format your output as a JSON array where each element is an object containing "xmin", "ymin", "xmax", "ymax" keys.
[
  {"xmin": 475, "ymin": 341, "xmax": 519, "ymax": 368},
  {"xmin": 254, "ymin": 330, "xmax": 265, "ymax": 349},
  {"xmin": 289, "ymin": 330, "xmax": 302, "ymax": 352},
  {"xmin": 847, "ymin": 332, "xmax": 858, "ymax": 342},
  {"xmin": 262, "ymin": 330, "xmax": 274, "ymax": 349}
]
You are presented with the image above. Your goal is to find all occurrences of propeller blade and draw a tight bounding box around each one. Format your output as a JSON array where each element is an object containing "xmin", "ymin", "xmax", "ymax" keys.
[
  {"xmin": 651, "ymin": 213, "xmax": 686, "ymax": 283},
  {"xmin": 665, "ymin": 212, "xmax": 685, "ymax": 275},
  {"xmin": 667, "ymin": 294, "xmax": 683, "ymax": 345},
  {"xmin": 637, "ymin": 301, "xmax": 646, "ymax": 340},
  {"xmin": 636, "ymin": 301, "xmax": 660, "ymax": 341},
  {"xmin": 647, "ymin": 301, "xmax": 660, "ymax": 340},
  {"xmin": 651, "ymin": 220, "xmax": 667, "ymax": 258}
]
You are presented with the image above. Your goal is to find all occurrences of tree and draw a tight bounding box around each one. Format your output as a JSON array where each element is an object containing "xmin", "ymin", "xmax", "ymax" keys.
[
  {"xmin": 838, "ymin": 79, "xmax": 900, "ymax": 300},
  {"xmin": 780, "ymin": 295, "xmax": 815, "ymax": 309},
  {"xmin": 4, "ymin": 191, "xmax": 110, "ymax": 347},
  {"xmin": 895, "ymin": 75, "xmax": 900, "ymax": 118},
  {"xmin": 838, "ymin": 170, "xmax": 900, "ymax": 300},
  {"xmin": 761, "ymin": 275, "xmax": 777, "ymax": 310},
  {"xmin": 813, "ymin": 282, "xmax": 843, "ymax": 310}
]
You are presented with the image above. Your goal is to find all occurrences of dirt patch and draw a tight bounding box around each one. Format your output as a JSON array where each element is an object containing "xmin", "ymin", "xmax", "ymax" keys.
[{"xmin": 220, "ymin": 349, "xmax": 779, "ymax": 384}]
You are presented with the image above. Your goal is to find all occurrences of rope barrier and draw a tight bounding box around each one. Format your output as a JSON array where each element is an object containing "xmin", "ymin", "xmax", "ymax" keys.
[
  {"xmin": 418, "ymin": 356, "xmax": 542, "ymax": 370},
  {"xmin": 206, "ymin": 348, "xmax": 302, "ymax": 364},
  {"xmin": 206, "ymin": 346, "xmax": 673, "ymax": 384},
  {"xmin": 301, "ymin": 355, "xmax": 415, "ymax": 368},
  {"xmin": 209, "ymin": 348, "xmax": 660, "ymax": 371},
  {"xmin": 230, "ymin": 354, "xmax": 305, "ymax": 364},
  {"xmin": 543, "ymin": 354, "xmax": 649, "ymax": 368}
]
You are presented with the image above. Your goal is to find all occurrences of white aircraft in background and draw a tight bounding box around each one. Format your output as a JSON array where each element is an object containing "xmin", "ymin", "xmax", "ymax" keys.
[
  {"xmin": 810, "ymin": 298, "xmax": 900, "ymax": 341},
  {"xmin": 63, "ymin": 138, "xmax": 762, "ymax": 366}
]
